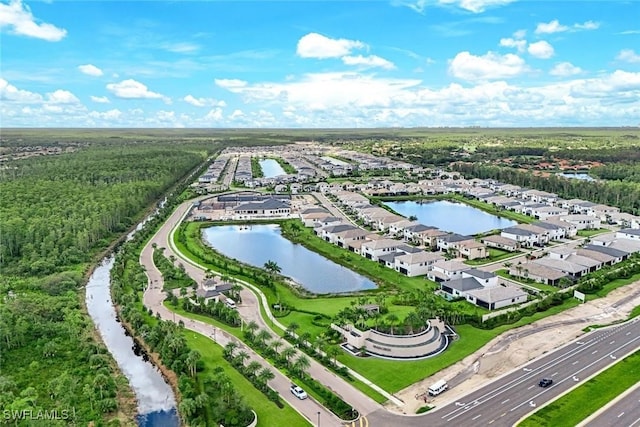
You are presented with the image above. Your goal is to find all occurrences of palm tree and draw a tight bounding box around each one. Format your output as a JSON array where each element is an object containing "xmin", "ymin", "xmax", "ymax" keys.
[
  {"xmin": 245, "ymin": 320, "xmax": 259, "ymax": 342},
  {"xmin": 185, "ymin": 350, "xmax": 201, "ymax": 377},
  {"xmin": 256, "ymin": 329, "xmax": 272, "ymax": 348},
  {"xmin": 271, "ymin": 338, "xmax": 284, "ymax": 355},
  {"xmin": 233, "ymin": 350, "xmax": 250, "ymax": 368},
  {"xmin": 281, "ymin": 347, "xmax": 297, "ymax": 368},
  {"xmin": 326, "ymin": 345, "xmax": 341, "ymax": 365},
  {"xmin": 263, "ymin": 260, "xmax": 281, "ymax": 276},
  {"xmin": 314, "ymin": 336, "xmax": 327, "ymax": 354},
  {"xmin": 257, "ymin": 367, "xmax": 275, "ymax": 388},
  {"xmin": 386, "ymin": 313, "xmax": 399, "ymax": 335},
  {"xmin": 286, "ymin": 322, "xmax": 300, "ymax": 338},
  {"xmin": 245, "ymin": 360, "xmax": 262, "ymax": 378},
  {"xmin": 223, "ymin": 341, "xmax": 239, "ymax": 359},
  {"xmin": 293, "ymin": 354, "xmax": 311, "ymax": 378},
  {"xmin": 299, "ymin": 331, "xmax": 311, "ymax": 348}
]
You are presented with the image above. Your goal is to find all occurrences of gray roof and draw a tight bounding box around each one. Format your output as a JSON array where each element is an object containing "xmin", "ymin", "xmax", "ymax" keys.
[
  {"xmin": 379, "ymin": 253, "xmax": 402, "ymax": 263},
  {"xmin": 322, "ymin": 224, "xmax": 357, "ymax": 234},
  {"xmin": 398, "ymin": 244, "xmax": 423, "ymax": 254},
  {"xmin": 302, "ymin": 207, "xmax": 329, "ymax": 214},
  {"xmin": 465, "ymin": 269, "xmax": 496, "ymax": 280},
  {"xmin": 584, "ymin": 244, "xmax": 627, "ymax": 258},
  {"xmin": 444, "ymin": 277, "xmax": 483, "ymax": 292},
  {"xmin": 439, "ymin": 233, "xmax": 473, "ymax": 243},
  {"xmin": 533, "ymin": 221, "xmax": 561, "ymax": 230},
  {"xmin": 619, "ymin": 228, "xmax": 640, "ymax": 236},
  {"xmin": 233, "ymin": 198, "xmax": 290, "ymax": 211},
  {"xmin": 405, "ymin": 224, "xmax": 436, "ymax": 232},
  {"xmin": 502, "ymin": 227, "xmax": 534, "ymax": 236}
]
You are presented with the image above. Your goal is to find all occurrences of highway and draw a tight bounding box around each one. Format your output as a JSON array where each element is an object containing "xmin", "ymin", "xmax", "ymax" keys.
[
  {"xmin": 367, "ymin": 317, "xmax": 640, "ymax": 426},
  {"xmin": 581, "ymin": 383, "xmax": 640, "ymax": 427}
]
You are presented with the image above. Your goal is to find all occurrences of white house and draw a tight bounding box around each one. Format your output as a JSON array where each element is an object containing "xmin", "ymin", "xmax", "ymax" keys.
[
  {"xmin": 361, "ymin": 238, "xmax": 403, "ymax": 261},
  {"xmin": 616, "ymin": 228, "xmax": 640, "ymax": 241},
  {"xmin": 394, "ymin": 251, "xmax": 444, "ymax": 277},
  {"xmin": 559, "ymin": 214, "xmax": 601, "ymax": 230}
]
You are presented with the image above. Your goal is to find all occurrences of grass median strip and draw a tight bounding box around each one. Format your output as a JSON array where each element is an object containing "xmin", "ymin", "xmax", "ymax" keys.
[{"xmin": 518, "ymin": 349, "xmax": 640, "ymax": 427}]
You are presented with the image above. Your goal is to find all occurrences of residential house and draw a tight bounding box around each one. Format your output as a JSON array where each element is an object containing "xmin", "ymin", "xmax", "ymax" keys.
[
  {"xmin": 509, "ymin": 262, "xmax": 568, "ymax": 286},
  {"xmin": 395, "ymin": 251, "xmax": 445, "ymax": 277},
  {"xmin": 436, "ymin": 233, "xmax": 475, "ymax": 252},
  {"xmin": 481, "ymin": 234, "xmax": 519, "ymax": 252},
  {"xmin": 440, "ymin": 269, "xmax": 527, "ymax": 310},
  {"xmin": 361, "ymin": 238, "xmax": 403, "ymax": 261},
  {"xmin": 559, "ymin": 214, "xmax": 601, "ymax": 230},
  {"xmin": 334, "ymin": 228, "xmax": 370, "ymax": 249},
  {"xmin": 616, "ymin": 228, "xmax": 640, "ymax": 241},
  {"xmin": 457, "ymin": 240, "xmax": 488, "ymax": 260},
  {"xmin": 427, "ymin": 260, "xmax": 469, "ymax": 282}
]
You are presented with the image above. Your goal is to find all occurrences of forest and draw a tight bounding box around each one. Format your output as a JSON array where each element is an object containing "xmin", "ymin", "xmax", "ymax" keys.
[{"xmin": 0, "ymin": 132, "xmax": 215, "ymax": 425}]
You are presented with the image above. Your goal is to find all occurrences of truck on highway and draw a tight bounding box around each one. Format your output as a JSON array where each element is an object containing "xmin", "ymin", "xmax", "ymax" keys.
[{"xmin": 428, "ymin": 379, "xmax": 448, "ymax": 396}]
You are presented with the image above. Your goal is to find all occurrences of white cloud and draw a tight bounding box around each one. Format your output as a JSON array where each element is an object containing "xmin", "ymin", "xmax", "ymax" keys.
[
  {"xmin": 204, "ymin": 108, "xmax": 224, "ymax": 121},
  {"xmin": 161, "ymin": 42, "xmax": 200, "ymax": 54},
  {"xmin": 500, "ymin": 37, "xmax": 526, "ymax": 53},
  {"xmin": 394, "ymin": 0, "xmax": 513, "ymax": 13},
  {"xmin": 90, "ymin": 95, "xmax": 110, "ymax": 103},
  {"xmin": 183, "ymin": 94, "xmax": 226, "ymax": 107},
  {"xmin": 535, "ymin": 20, "xmax": 569, "ymax": 34},
  {"xmin": 513, "ymin": 29, "xmax": 527, "ymax": 39},
  {"xmin": 550, "ymin": 62, "xmax": 582, "ymax": 77},
  {"xmin": 342, "ymin": 54, "xmax": 396, "ymax": 70},
  {"xmin": 574, "ymin": 21, "xmax": 600, "ymax": 30},
  {"xmin": 78, "ymin": 64, "xmax": 104, "ymax": 77},
  {"xmin": 536, "ymin": 19, "xmax": 600, "ymax": 34},
  {"xmin": 449, "ymin": 51, "xmax": 528, "ymax": 81},
  {"xmin": 214, "ymin": 78, "xmax": 248, "ymax": 89},
  {"xmin": 296, "ymin": 33, "xmax": 365, "ymax": 59},
  {"xmin": 89, "ymin": 109, "xmax": 122, "ymax": 120},
  {"xmin": 528, "ymin": 41, "xmax": 554, "ymax": 59},
  {"xmin": 229, "ymin": 109, "xmax": 245, "ymax": 120},
  {"xmin": 47, "ymin": 89, "xmax": 80, "ymax": 104},
  {"xmin": 106, "ymin": 79, "xmax": 165, "ymax": 100},
  {"xmin": 438, "ymin": 0, "xmax": 514, "ymax": 13},
  {"xmin": 616, "ymin": 49, "xmax": 640, "ymax": 63},
  {"xmin": 0, "ymin": 0, "xmax": 67, "ymax": 41},
  {"xmin": 0, "ymin": 78, "xmax": 43, "ymax": 102}
]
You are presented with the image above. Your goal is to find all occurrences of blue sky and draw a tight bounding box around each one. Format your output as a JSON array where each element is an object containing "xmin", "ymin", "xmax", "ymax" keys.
[{"xmin": 1, "ymin": 0, "xmax": 639, "ymax": 128}]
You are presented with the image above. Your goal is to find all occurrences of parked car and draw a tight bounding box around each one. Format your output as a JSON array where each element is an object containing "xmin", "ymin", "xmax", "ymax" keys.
[
  {"xmin": 290, "ymin": 384, "xmax": 308, "ymax": 400},
  {"xmin": 539, "ymin": 378, "xmax": 553, "ymax": 388}
]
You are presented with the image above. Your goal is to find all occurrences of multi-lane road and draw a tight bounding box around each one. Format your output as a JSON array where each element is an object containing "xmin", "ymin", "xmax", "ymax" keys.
[
  {"xmin": 367, "ymin": 317, "xmax": 640, "ymax": 426},
  {"xmin": 580, "ymin": 383, "xmax": 640, "ymax": 427}
]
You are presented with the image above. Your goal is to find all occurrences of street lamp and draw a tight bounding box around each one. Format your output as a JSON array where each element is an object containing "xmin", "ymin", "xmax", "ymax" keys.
[{"xmin": 317, "ymin": 411, "xmax": 320, "ymax": 427}]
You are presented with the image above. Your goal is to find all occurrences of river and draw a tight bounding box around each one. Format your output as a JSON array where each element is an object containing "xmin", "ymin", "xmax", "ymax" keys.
[{"xmin": 86, "ymin": 204, "xmax": 179, "ymax": 426}]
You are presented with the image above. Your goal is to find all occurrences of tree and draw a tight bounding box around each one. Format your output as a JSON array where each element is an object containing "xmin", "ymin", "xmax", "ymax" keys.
[
  {"xmin": 286, "ymin": 322, "xmax": 299, "ymax": 338},
  {"xmin": 292, "ymin": 354, "xmax": 311, "ymax": 378},
  {"xmin": 245, "ymin": 360, "xmax": 262, "ymax": 378},
  {"xmin": 326, "ymin": 345, "xmax": 341, "ymax": 365},
  {"xmin": 185, "ymin": 350, "xmax": 201, "ymax": 377},
  {"xmin": 256, "ymin": 367, "xmax": 275, "ymax": 388},
  {"xmin": 255, "ymin": 329, "xmax": 272, "ymax": 348},
  {"xmin": 233, "ymin": 350, "xmax": 250, "ymax": 368},
  {"xmin": 271, "ymin": 338, "xmax": 284, "ymax": 355},
  {"xmin": 245, "ymin": 320, "xmax": 259, "ymax": 341},
  {"xmin": 223, "ymin": 341, "xmax": 239, "ymax": 359},
  {"xmin": 386, "ymin": 313, "xmax": 399, "ymax": 335},
  {"xmin": 263, "ymin": 260, "xmax": 281, "ymax": 276},
  {"xmin": 281, "ymin": 347, "xmax": 297, "ymax": 368}
]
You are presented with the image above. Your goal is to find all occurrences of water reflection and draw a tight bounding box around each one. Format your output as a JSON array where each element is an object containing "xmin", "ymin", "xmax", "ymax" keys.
[{"xmin": 202, "ymin": 224, "xmax": 376, "ymax": 294}]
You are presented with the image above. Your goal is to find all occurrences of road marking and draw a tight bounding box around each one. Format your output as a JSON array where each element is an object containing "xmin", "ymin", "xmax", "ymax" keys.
[
  {"xmin": 361, "ymin": 416, "xmax": 369, "ymax": 427},
  {"xmin": 592, "ymin": 350, "xmax": 598, "ymax": 354},
  {"xmin": 472, "ymin": 414, "xmax": 482, "ymax": 421},
  {"xmin": 501, "ymin": 413, "xmax": 506, "ymax": 417},
  {"xmin": 551, "ymin": 372, "xmax": 558, "ymax": 376},
  {"xmin": 618, "ymin": 412, "xmax": 625, "ymax": 418},
  {"xmin": 527, "ymin": 385, "xmax": 535, "ymax": 390},
  {"xmin": 501, "ymin": 399, "xmax": 510, "ymax": 404},
  {"xmin": 627, "ymin": 332, "xmax": 632, "ymax": 335},
  {"xmin": 572, "ymin": 360, "xmax": 580, "ymax": 365},
  {"xmin": 610, "ymin": 340, "xmax": 616, "ymax": 344}
]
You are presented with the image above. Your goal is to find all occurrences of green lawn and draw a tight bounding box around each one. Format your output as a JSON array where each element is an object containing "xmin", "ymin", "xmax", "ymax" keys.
[
  {"xmin": 495, "ymin": 269, "xmax": 559, "ymax": 293},
  {"xmin": 518, "ymin": 350, "xmax": 640, "ymax": 427},
  {"xmin": 465, "ymin": 248, "xmax": 521, "ymax": 266},
  {"xmin": 587, "ymin": 271, "xmax": 640, "ymax": 300},
  {"xmin": 577, "ymin": 228, "xmax": 610, "ymax": 238},
  {"xmin": 183, "ymin": 331, "xmax": 311, "ymax": 427}
]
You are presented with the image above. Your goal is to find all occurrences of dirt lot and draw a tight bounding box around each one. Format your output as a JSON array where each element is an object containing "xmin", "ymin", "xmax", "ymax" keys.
[{"xmin": 386, "ymin": 282, "xmax": 640, "ymax": 414}]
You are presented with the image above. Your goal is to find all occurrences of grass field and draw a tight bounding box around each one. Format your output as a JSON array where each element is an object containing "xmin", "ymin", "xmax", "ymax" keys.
[
  {"xmin": 465, "ymin": 248, "xmax": 521, "ymax": 266},
  {"xmin": 518, "ymin": 350, "xmax": 640, "ymax": 427},
  {"xmin": 577, "ymin": 228, "xmax": 610, "ymax": 238}
]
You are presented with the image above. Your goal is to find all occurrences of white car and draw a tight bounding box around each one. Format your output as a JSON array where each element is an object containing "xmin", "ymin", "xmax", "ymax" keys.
[{"xmin": 290, "ymin": 384, "xmax": 308, "ymax": 400}]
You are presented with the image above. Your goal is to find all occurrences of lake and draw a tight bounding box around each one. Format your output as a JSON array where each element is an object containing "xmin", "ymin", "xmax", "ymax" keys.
[
  {"xmin": 556, "ymin": 172, "xmax": 595, "ymax": 181},
  {"xmin": 202, "ymin": 224, "xmax": 376, "ymax": 294},
  {"xmin": 259, "ymin": 158, "xmax": 286, "ymax": 178},
  {"xmin": 384, "ymin": 200, "xmax": 518, "ymax": 235}
]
